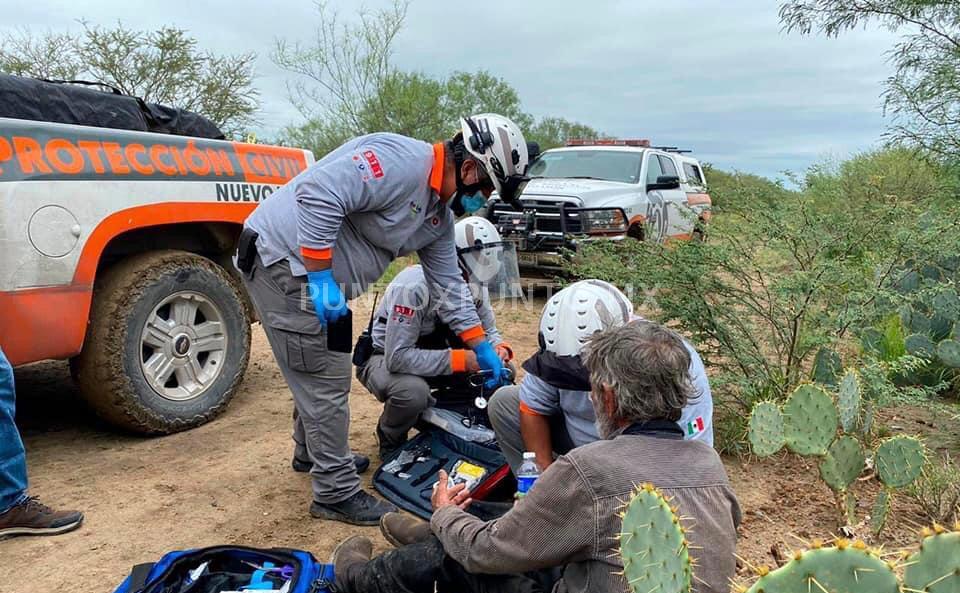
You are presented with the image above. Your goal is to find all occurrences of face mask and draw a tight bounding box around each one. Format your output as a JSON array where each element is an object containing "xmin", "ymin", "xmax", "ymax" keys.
[{"xmin": 459, "ymin": 192, "xmax": 486, "ymax": 214}]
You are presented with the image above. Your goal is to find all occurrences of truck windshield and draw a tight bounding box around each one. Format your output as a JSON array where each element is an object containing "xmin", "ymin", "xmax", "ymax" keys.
[{"xmin": 527, "ymin": 150, "xmax": 642, "ymax": 184}]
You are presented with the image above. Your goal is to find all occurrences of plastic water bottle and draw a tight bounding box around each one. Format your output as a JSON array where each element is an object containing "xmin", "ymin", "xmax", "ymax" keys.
[{"xmin": 516, "ymin": 452, "xmax": 541, "ymax": 497}]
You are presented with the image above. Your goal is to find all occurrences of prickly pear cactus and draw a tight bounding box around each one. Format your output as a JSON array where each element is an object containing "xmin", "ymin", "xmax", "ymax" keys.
[
  {"xmin": 875, "ymin": 436, "xmax": 926, "ymax": 489},
  {"xmin": 906, "ymin": 333, "xmax": 938, "ymax": 358},
  {"xmin": 836, "ymin": 369, "xmax": 862, "ymax": 434},
  {"xmin": 938, "ymin": 339, "xmax": 960, "ymax": 368},
  {"xmin": 782, "ymin": 384, "xmax": 838, "ymax": 456},
  {"xmin": 618, "ymin": 483, "xmax": 691, "ymax": 593},
  {"xmin": 903, "ymin": 525, "xmax": 960, "ymax": 593},
  {"xmin": 742, "ymin": 540, "xmax": 899, "ymax": 593},
  {"xmin": 748, "ymin": 402, "xmax": 785, "ymax": 457},
  {"xmin": 812, "ymin": 347, "xmax": 842, "ymax": 386},
  {"xmin": 819, "ymin": 436, "xmax": 865, "ymax": 492},
  {"xmin": 871, "ymin": 488, "xmax": 890, "ymax": 535},
  {"xmin": 933, "ymin": 288, "xmax": 960, "ymax": 321}
]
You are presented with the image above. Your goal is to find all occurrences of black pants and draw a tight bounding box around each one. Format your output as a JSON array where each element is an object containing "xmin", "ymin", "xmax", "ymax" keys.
[{"xmin": 336, "ymin": 536, "xmax": 549, "ymax": 593}]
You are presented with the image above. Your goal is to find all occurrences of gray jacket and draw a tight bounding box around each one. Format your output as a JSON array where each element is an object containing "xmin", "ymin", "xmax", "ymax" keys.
[
  {"xmin": 432, "ymin": 434, "xmax": 741, "ymax": 593},
  {"xmin": 244, "ymin": 133, "xmax": 482, "ymax": 336},
  {"xmin": 371, "ymin": 266, "xmax": 504, "ymax": 376}
]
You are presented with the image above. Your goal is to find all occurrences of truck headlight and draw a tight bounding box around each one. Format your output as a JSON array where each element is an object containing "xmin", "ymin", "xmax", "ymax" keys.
[{"xmin": 580, "ymin": 208, "xmax": 628, "ymax": 235}]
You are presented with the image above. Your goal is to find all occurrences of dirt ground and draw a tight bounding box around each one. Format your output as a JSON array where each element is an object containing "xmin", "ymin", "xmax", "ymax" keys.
[{"xmin": 0, "ymin": 296, "xmax": 950, "ymax": 592}]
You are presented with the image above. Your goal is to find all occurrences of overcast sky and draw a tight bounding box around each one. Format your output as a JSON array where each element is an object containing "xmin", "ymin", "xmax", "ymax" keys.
[{"xmin": 7, "ymin": 0, "xmax": 900, "ymax": 180}]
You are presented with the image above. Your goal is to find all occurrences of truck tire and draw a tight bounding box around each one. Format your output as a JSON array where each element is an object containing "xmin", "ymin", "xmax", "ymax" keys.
[{"xmin": 74, "ymin": 250, "xmax": 250, "ymax": 434}]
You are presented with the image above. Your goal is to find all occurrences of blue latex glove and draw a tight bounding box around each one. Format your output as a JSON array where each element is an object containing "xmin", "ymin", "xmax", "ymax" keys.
[
  {"xmin": 306, "ymin": 269, "xmax": 349, "ymax": 327},
  {"xmin": 473, "ymin": 341, "xmax": 504, "ymax": 389}
]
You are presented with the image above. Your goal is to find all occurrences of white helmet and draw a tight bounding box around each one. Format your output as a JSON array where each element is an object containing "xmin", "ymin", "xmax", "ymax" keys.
[
  {"xmin": 455, "ymin": 216, "xmax": 504, "ymax": 284},
  {"xmin": 460, "ymin": 113, "xmax": 530, "ymax": 209},
  {"xmin": 540, "ymin": 280, "xmax": 633, "ymax": 356}
]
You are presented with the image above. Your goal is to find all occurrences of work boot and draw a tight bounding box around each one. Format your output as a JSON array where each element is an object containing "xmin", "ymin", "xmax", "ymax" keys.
[
  {"xmin": 330, "ymin": 534, "xmax": 373, "ymax": 583},
  {"xmin": 311, "ymin": 490, "xmax": 398, "ymax": 526},
  {"xmin": 376, "ymin": 425, "xmax": 406, "ymax": 461},
  {"xmin": 293, "ymin": 453, "xmax": 370, "ymax": 475},
  {"xmin": 0, "ymin": 497, "xmax": 83, "ymax": 539},
  {"xmin": 379, "ymin": 512, "xmax": 433, "ymax": 548}
]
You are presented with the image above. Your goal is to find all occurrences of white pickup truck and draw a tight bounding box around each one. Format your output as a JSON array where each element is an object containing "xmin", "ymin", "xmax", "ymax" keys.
[{"xmin": 487, "ymin": 139, "xmax": 712, "ymax": 272}]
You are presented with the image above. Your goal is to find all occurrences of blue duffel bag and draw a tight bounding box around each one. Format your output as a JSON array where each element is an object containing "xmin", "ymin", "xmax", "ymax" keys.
[{"xmin": 112, "ymin": 545, "xmax": 335, "ymax": 593}]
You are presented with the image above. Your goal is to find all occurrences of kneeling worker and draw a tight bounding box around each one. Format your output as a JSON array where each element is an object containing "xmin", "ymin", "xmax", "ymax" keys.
[
  {"xmin": 358, "ymin": 217, "xmax": 516, "ymax": 458},
  {"xmin": 490, "ymin": 279, "xmax": 714, "ymax": 472}
]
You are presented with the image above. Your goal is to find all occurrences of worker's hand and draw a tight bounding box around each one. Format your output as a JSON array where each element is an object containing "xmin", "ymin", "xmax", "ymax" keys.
[
  {"xmin": 431, "ymin": 470, "xmax": 472, "ymax": 511},
  {"xmin": 495, "ymin": 343, "xmax": 513, "ymax": 362},
  {"xmin": 464, "ymin": 351, "xmax": 482, "ymax": 373},
  {"xmin": 305, "ymin": 270, "xmax": 350, "ymax": 328},
  {"xmin": 473, "ymin": 341, "xmax": 504, "ymax": 389}
]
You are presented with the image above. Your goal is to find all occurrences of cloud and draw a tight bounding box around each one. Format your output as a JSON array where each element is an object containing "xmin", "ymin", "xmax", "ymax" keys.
[{"xmin": 1, "ymin": 0, "xmax": 900, "ymax": 179}]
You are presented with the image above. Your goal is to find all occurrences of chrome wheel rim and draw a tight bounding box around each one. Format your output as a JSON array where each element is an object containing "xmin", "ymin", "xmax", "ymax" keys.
[{"xmin": 139, "ymin": 291, "xmax": 227, "ymax": 402}]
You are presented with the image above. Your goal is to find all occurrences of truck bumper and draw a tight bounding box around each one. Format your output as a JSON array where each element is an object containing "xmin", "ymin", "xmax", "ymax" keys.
[{"xmin": 0, "ymin": 285, "xmax": 91, "ymax": 365}]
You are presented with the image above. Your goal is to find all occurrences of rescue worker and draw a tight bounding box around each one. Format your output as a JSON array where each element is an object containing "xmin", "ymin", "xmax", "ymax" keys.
[
  {"xmin": 358, "ymin": 217, "xmax": 518, "ymax": 458},
  {"xmin": 236, "ymin": 114, "xmax": 531, "ymax": 525},
  {"xmin": 488, "ymin": 280, "xmax": 715, "ymax": 473}
]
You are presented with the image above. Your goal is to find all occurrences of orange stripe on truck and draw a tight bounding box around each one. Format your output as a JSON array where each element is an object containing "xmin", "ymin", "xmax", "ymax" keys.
[
  {"xmin": 686, "ymin": 192, "xmax": 711, "ymax": 206},
  {"xmin": 73, "ymin": 202, "xmax": 256, "ymax": 285},
  {"xmin": 0, "ymin": 285, "xmax": 92, "ymax": 366}
]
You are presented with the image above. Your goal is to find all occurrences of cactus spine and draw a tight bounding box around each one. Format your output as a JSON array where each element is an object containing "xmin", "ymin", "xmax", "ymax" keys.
[{"xmin": 618, "ymin": 483, "xmax": 691, "ymax": 593}]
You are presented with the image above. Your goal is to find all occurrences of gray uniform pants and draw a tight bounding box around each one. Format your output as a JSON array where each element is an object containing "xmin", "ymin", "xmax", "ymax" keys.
[
  {"xmin": 242, "ymin": 255, "xmax": 359, "ymax": 504},
  {"xmin": 357, "ymin": 354, "xmax": 435, "ymax": 447},
  {"xmin": 488, "ymin": 385, "xmax": 576, "ymax": 473}
]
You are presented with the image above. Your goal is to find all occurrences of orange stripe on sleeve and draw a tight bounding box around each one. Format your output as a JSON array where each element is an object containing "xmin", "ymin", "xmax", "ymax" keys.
[
  {"xmin": 459, "ymin": 324, "xmax": 485, "ymax": 343},
  {"xmin": 300, "ymin": 246, "xmax": 333, "ymax": 260},
  {"xmin": 450, "ymin": 349, "xmax": 467, "ymax": 373},
  {"xmin": 519, "ymin": 401, "xmax": 546, "ymax": 416}
]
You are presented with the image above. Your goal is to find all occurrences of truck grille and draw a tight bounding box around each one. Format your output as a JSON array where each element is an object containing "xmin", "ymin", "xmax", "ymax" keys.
[{"xmin": 491, "ymin": 199, "xmax": 582, "ymax": 235}]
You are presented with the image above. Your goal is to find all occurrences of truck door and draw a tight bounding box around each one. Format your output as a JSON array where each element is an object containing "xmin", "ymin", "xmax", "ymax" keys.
[
  {"xmin": 655, "ymin": 155, "xmax": 695, "ymax": 239},
  {"xmin": 643, "ymin": 153, "xmax": 688, "ymax": 242}
]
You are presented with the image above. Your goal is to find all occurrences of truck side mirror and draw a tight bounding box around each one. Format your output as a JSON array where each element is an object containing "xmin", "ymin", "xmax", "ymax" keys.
[{"xmin": 647, "ymin": 175, "xmax": 680, "ymax": 191}]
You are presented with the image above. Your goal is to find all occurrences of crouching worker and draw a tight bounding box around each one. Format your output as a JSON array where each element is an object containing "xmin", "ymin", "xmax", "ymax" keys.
[
  {"xmin": 327, "ymin": 320, "xmax": 741, "ymax": 593},
  {"xmin": 490, "ymin": 279, "xmax": 714, "ymax": 473},
  {"xmin": 357, "ymin": 217, "xmax": 517, "ymax": 459}
]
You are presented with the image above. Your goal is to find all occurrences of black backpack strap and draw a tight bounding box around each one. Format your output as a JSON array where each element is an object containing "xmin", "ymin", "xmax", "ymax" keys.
[{"xmin": 127, "ymin": 562, "xmax": 155, "ymax": 592}]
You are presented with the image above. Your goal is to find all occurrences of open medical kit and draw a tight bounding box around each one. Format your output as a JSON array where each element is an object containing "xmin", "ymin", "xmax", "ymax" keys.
[{"xmin": 111, "ymin": 546, "xmax": 335, "ymax": 593}]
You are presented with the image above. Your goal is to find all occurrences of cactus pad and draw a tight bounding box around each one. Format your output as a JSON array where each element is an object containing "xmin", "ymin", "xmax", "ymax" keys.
[
  {"xmin": 836, "ymin": 369, "xmax": 862, "ymax": 434},
  {"xmin": 812, "ymin": 347, "xmax": 842, "ymax": 386},
  {"xmin": 933, "ymin": 288, "xmax": 960, "ymax": 322},
  {"xmin": 844, "ymin": 491, "xmax": 857, "ymax": 525},
  {"xmin": 618, "ymin": 483, "xmax": 691, "ymax": 593},
  {"xmin": 782, "ymin": 384, "xmax": 838, "ymax": 456},
  {"xmin": 903, "ymin": 527, "xmax": 960, "ymax": 593},
  {"xmin": 819, "ymin": 436, "xmax": 865, "ymax": 492},
  {"xmin": 743, "ymin": 542, "xmax": 899, "ymax": 593},
  {"xmin": 902, "ymin": 306, "xmax": 931, "ymax": 335},
  {"xmin": 871, "ymin": 488, "xmax": 890, "ymax": 535},
  {"xmin": 749, "ymin": 402, "xmax": 785, "ymax": 457},
  {"xmin": 859, "ymin": 327, "xmax": 883, "ymax": 356},
  {"xmin": 906, "ymin": 333, "xmax": 937, "ymax": 358},
  {"xmin": 875, "ymin": 436, "xmax": 926, "ymax": 489},
  {"xmin": 937, "ymin": 339, "xmax": 960, "ymax": 369}
]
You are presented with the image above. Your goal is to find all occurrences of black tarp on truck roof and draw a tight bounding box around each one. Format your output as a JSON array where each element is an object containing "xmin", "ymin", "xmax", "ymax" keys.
[{"xmin": 0, "ymin": 74, "xmax": 224, "ymax": 139}]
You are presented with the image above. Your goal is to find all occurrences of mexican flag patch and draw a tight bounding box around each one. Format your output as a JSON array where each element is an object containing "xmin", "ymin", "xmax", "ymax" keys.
[{"xmin": 686, "ymin": 416, "xmax": 705, "ymax": 436}]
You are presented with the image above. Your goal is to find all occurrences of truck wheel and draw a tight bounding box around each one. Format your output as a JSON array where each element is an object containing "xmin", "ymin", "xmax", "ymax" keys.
[
  {"xmin": 74, "ymin": 250, "xmax": 250, "ymax": 434},
  {"xmin": 627, "ymin": 224, "xmax": 645, "ymax": 240}
]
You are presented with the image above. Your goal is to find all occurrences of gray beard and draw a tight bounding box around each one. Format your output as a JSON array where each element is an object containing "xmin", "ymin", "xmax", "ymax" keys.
[{"xmin": 591, "ymin": 397, "xmax": 618, "ymax": 440}]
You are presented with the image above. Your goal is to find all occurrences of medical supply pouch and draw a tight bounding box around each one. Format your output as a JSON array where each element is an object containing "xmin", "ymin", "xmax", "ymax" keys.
[
  {"xmin": 112, "ymin": 545, "xmax": 334, "ymax": 593},
  {"xmin": 372, "ymin": 426, "xmax": 511, "ymax": 520}
]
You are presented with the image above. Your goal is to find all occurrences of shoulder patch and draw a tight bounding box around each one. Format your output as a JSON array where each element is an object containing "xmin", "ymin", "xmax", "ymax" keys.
[
  {"xmin": 352, "ymin": 150, "xmax": 384, "ymax": 182},
  {"xmin": 393, "ymin": 304, "xmax": 415, "ymax": 317},
  {"xmin": 362, "ymin": 150, "xmax": 384, "ymax": 179}
]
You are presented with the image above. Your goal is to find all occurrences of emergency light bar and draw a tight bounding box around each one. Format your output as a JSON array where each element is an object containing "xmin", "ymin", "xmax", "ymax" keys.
[{"xmin": 565, "ymin": 138, "xmax": 651, "ymax": 147}]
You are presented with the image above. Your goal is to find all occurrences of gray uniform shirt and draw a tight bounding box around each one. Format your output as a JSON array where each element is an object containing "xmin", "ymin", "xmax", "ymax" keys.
[
  {"xmin": 520, "ymin": 341, "xmax": 715, "ymax": 446},
  {"xmin": 245, "ymin": 133, "xmax": 482, "ymax": 335},
  {"xmin": 371, "ymin": 266, "xmax": 503, "ymax": 376}
]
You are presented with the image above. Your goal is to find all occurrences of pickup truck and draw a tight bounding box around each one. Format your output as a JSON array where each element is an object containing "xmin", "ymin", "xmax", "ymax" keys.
[
  {"xmin": 487, "ymin": 139, "xmax": 711, "ymax": 272},
  {"xmin": 0, "ymin": 75, "xmax": 312, "ymax": 433}
]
